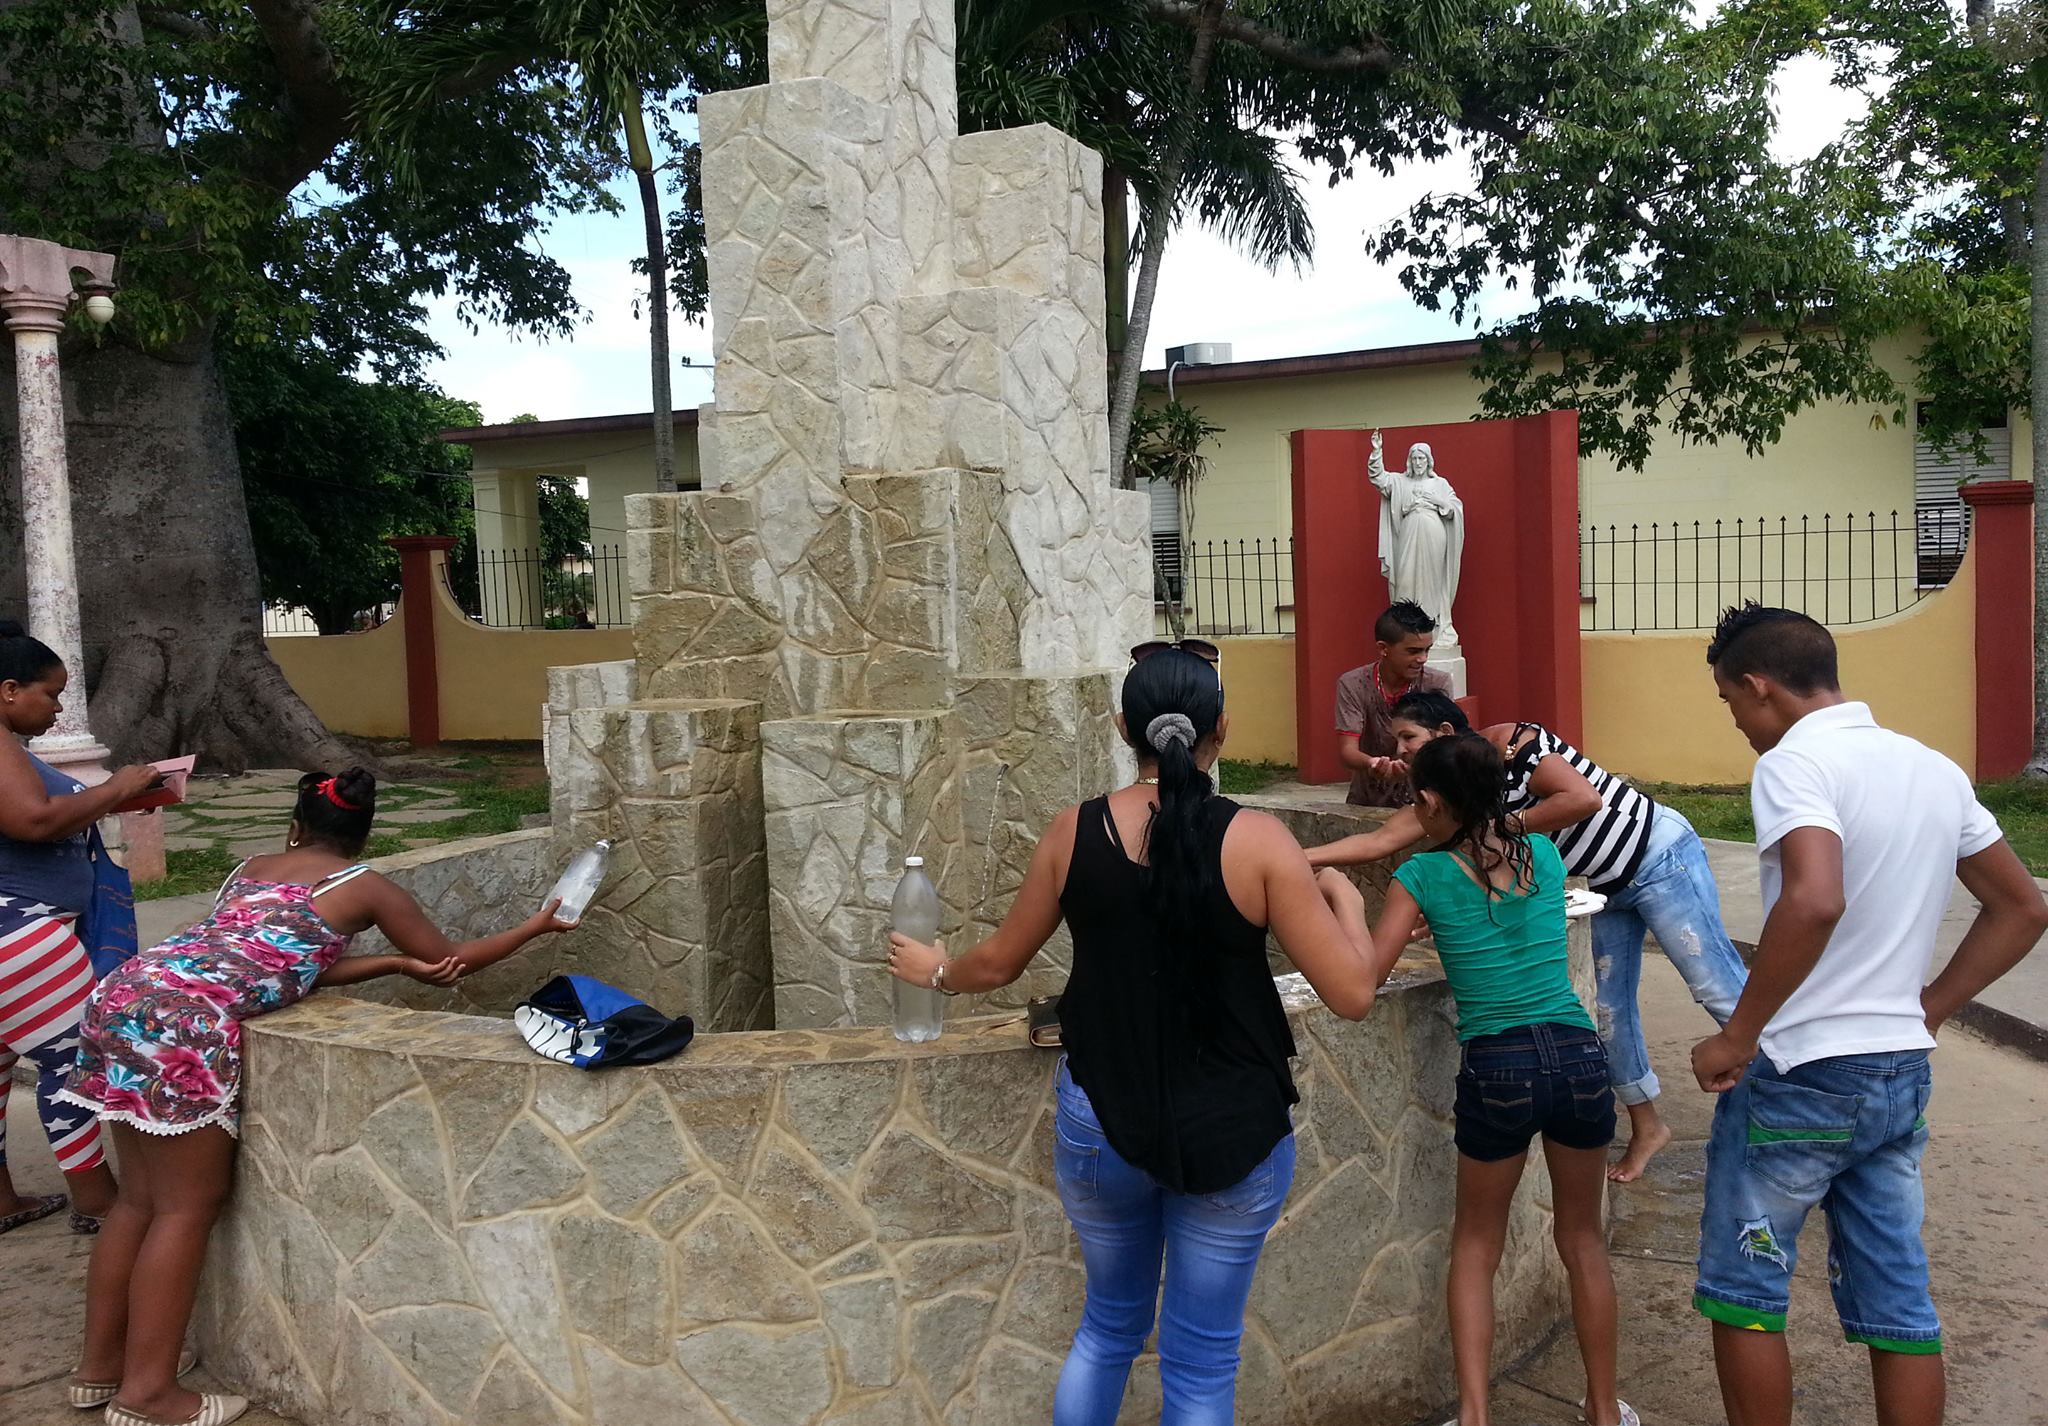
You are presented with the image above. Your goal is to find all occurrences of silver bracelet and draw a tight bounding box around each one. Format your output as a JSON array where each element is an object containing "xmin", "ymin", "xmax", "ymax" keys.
[{"xmin": 930, "ymin": 961, "xmax": 958, "ymax": 996}]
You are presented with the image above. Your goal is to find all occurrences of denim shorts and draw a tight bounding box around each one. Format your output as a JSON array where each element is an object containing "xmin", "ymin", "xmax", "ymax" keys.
[
  {"xmin": 1453, "ymin": 1022, "xmax": 1617, "ymax": 1162},
  {"xmin": 1694, "ymin": 1050, "xmax": 1939, "ymax": 1353}
]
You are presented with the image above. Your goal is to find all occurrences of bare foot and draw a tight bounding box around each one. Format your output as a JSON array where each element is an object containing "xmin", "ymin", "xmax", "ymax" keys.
[{"xmin": 1607, "ymin": 1119, "xmax": 1673, "ymax": 1182}]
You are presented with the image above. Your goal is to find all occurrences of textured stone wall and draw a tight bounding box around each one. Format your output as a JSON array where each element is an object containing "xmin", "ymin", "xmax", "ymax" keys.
[
  {"xmin": 546, "ymin": 686, "xmax": 774, "ymax": 1032},
  {"xmin": 539, "ymin": 0, "xmax": 1153, "ymax": 1037},
  {"xmin": 342, "ymin": 830, "xmax": 558, "ymax": 1016},
  {"xmin": 197, "ymin": 943, "xmax": 1585, "ymax": 1426}
]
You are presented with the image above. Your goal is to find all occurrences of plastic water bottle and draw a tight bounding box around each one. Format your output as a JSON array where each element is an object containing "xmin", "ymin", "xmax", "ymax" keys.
[
  {"xmin": 891, "ymin": 857, "xmax": 945, "ymax": 1042},
  {"xmin": 548, "ymin": 840, "xmax": 612, "ymax": 926}
]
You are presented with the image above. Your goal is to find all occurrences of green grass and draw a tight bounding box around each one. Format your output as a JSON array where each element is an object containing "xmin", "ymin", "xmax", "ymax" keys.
[
  {"xmin": 1218, "ymin": 760, "xmax": 1296, "ymax": 795},
  {"xmin": 1642, "ymin": 777, "xmax": 2048, "ymax": 877},
  {"xmin": 136, "ymin": 752, "xmax": 551, "ymax": 901},
  {"xmin": 1639, "ymin": 783, "xmax": 1755, "ymax": 844},
  {"xmin": 145, "ymin": 845, "xmax": 244, "ymax": 901}
]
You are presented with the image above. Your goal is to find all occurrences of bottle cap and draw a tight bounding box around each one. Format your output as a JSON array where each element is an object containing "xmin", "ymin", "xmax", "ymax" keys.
[{"xmin": 904, "ymin": 856, "xmax": 924, "ymax": 867}]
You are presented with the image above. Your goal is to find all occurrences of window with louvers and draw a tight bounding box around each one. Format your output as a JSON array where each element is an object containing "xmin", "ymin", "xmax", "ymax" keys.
[
  {"xmin": 1144, "ymin": 477, "xmax": 1183, "ymax": 602},
  {"xmin": 1914, "ymin": 403, "xmax": 2005, "ymax": 588}
]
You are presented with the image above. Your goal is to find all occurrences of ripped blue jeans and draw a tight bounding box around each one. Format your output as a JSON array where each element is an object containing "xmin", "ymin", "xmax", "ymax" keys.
[
  {"xmin": 1591, "ymin": 805, "xmax": 1749, "ymax": 1105},
  {"xmin": 1694, "ymin": 1050, "xmax": 1938, "ymax": 1351}
]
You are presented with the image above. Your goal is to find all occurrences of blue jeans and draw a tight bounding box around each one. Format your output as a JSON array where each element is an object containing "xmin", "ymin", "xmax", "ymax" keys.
[
  {"xmin": 1051, "ymin": 1058, "xmax": 1295, "ymax": 1425},
  {"xmin": 1695, "ymin": 1051, "xmax": 1939, "ymax": 1352},
  {"xmin": 1592, "ymin": 806, "xmax": 1749, "ymax": 1104}
]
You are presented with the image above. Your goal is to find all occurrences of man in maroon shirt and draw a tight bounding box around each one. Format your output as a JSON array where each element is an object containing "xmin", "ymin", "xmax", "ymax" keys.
[{"xmin": 1334, "ymin": 601, "xmax": 1452, "ymax": 807}]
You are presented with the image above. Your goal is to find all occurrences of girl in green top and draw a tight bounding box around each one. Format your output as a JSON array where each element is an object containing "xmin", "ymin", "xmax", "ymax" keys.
[{"xmin": 1371, "ymin": 734, "xmax": 1634, "ymax": 1426}]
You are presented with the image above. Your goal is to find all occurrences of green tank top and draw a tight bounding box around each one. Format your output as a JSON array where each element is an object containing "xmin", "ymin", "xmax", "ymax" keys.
[{"xmin": 1393, "ymin": 835, "xmax": 1592, "ymax": 1041}]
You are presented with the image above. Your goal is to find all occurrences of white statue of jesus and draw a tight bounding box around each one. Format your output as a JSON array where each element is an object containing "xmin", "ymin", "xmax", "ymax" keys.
[{"xmin": 1368, "ymin": 430, "xmax": 1464, "ymax": 646}]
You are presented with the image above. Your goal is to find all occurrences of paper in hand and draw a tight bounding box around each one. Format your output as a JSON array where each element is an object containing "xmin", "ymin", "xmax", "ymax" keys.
[{"xmin": 110, "ymin": 754, "xmax": 195, "ymax": 814}]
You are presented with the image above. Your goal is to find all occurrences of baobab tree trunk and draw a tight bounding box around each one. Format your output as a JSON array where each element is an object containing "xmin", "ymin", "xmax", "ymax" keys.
[
  {"xmin": 1105, "ymin": 0, "xmax": 1226, "ymax": 487},
  {"xmin": 0, "ymin": 333, "xmax": 361, "ymax": 772}
]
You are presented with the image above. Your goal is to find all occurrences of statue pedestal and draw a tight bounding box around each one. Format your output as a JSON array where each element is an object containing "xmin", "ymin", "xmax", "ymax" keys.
[{"xmin": 1429, "ymin": 643, "xmax": 1469, "ymax": 698}]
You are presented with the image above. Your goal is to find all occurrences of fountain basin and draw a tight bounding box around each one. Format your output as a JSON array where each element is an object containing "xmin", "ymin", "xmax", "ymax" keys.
[{"xmin": 196, "ymin": 953, "xmax": 1581, "ymax": 1426}]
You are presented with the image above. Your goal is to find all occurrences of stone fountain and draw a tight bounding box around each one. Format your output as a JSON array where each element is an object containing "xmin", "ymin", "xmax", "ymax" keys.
[{"xmin": 190, "ymin": 3, "xmax": 1586, "ymax": 1421}]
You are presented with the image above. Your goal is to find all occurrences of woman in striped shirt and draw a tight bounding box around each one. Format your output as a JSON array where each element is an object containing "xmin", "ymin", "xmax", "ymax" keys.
[
  {"xmin": 0, "ymin": 622, "xmax": 163, "ymax": 1235},
  {"xmin": 1309, "ymin": 691, "xmax": 1750, "ymax": 1181}
]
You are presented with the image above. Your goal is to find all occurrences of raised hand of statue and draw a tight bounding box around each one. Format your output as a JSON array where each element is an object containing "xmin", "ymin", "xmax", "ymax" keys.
[{"xmin": 1367, "ymin": 429, "xmax": 1387, "ymax": 485}]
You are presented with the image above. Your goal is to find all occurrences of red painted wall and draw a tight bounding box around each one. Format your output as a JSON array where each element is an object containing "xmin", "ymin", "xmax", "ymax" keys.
[
  {"xmin": 1961, "ymin": 481, "xmax": 2035, "ymax": 779},
  {"xmin": 1291, "ymin": 413, "xmax": 1584, "ymax": 786}
]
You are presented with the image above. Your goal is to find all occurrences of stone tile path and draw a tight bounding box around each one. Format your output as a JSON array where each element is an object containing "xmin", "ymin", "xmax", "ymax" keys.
[
  {"xmin": 160, "ymin": 769, "xmax": 471, "ymax": 861},
  {"xmin": 6, "ymin": 955, "xmax": 2046, "ymax": 1423}
]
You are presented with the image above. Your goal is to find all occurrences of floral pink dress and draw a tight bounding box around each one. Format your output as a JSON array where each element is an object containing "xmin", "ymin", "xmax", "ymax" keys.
[{"xmin": 59, "ymin": 866, "xmax": 368, "ymax": 1138}]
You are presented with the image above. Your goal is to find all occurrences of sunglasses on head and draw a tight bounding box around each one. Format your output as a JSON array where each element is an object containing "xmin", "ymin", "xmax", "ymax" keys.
[{"xmin": 1130, "ymin": 638, "xmax": 1223, "ymax": 670}]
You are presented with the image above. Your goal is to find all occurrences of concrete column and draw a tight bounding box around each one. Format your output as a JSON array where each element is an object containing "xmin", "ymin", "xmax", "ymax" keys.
[
  {"xmin": 472, "ymin": 468, "xmax": 544, "ymax": 625},
  {"xmin": 0, "ymin": 235, "xmax": 115, "ymax": 776},
  {"xmin": 1960, "ymin": 480, "xmax": 2034, "ymax": 778},
  {"xmin": 387, "ymin": 535, "xmax": 456, "ymax": 745}
]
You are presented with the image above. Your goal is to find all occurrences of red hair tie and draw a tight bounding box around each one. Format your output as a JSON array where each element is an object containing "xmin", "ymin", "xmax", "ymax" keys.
[{"xmin": 319, "ymin": 777, "xmax": 363, "ymax": 812}]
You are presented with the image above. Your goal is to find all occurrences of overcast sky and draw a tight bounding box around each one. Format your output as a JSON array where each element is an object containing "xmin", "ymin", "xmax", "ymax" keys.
[{"xmin": 421, "ymin": 52, "xmax": 1862, "ymax": 425}]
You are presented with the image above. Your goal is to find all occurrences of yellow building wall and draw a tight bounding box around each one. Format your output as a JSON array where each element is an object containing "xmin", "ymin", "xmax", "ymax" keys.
[
  {"xmin": 266, "ymin": 620, "xmax": 412, "ymax": 741},
  {"xmin": 1583, "ymin": 550, "xmax": 1978, "ymax": 785},
  {"xmin": 428, "ymin": 575, "xmax": 633, "ymax": 741},
  {"xmin": 1159, "ymin": 335, "xmax": 2033, "ymax": 548},
  {"xmin": 1208, "ymin": 547, "xmax": 1977, "ymax": 784},
  {"xmin": 1216, "ymin": 638, "xmax": 1297, "ymax": 765},
  {"xmin": 266, "ymin": 569, "xmax": 633, "ymax": 743}
]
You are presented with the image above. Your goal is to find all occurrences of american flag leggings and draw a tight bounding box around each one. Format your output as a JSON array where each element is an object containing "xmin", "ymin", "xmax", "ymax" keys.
[{"xmin": 0, "ymin": 909, "xmax": 106, "ymax": 1176}]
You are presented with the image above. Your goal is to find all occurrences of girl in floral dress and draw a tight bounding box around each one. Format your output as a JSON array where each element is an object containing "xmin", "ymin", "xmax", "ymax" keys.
[{"xmin": 59, "ymin": 768, "xmax": 569, "ymax": 1426}]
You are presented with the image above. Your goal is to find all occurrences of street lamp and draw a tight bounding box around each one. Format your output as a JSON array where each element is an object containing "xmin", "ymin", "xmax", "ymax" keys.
[
  {"xmin": 0, "ymin": 235, "xmax": 118, "ymax": 775},
  {"xmin": 1164, "ymin": 341, "xmax": 1231, "ymax": 403}
]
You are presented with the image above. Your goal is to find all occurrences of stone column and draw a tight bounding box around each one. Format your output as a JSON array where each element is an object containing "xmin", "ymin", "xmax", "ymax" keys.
[{"xmin": 0, "ymin": 235, "xmax": 116, "ymax": 773}]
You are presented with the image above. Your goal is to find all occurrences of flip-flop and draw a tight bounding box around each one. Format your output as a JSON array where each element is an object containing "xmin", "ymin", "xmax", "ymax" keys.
[
  {"xmin": 71, "ymin": 1211, "xmax": 104, "ymax": 1236},
  {"xmin": 0, "ymin": 1193, "xmax": 67, "ymax": 1235}
]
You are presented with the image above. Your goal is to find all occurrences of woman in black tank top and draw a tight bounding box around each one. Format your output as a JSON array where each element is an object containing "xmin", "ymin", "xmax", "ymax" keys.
[{"xmin": 888, "ymin": 647, "xmax": 1386, "ymax": 1424}]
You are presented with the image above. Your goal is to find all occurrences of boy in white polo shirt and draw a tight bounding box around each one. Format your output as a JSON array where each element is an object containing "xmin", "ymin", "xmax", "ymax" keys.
[{"xmin": 1691, "ymin": 604, "xmax": 2048, "ymax": 1426}]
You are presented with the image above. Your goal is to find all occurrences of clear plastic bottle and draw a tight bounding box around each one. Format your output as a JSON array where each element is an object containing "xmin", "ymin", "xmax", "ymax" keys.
[
  {"xmin": 548, "ymin": 840, "xmax": 612, "ymax": 926},
  {"xmin": 891, "ymin": 856, "xmax": 945, "ymax": 1042}
]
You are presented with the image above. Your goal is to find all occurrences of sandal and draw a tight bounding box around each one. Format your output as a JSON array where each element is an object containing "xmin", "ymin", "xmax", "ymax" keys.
[
  {"xmin": 70, "ymin": 1349, "xmax": 201, "ymax": 1410},
  {"xmin": 0, "ymin": 1192, "xmax": 67, "ymax": 1235},
  {"xmin": 71, "ymin": 1210, "xmax": 104, "ymax": 1236},
  {"xmin": 1579, "ymin": 1398, "xmax": 1643, "ymax": 1426},
  {"xmin": 105, "ymin": 1394, "xmax": 245, "ymax": 1426}
]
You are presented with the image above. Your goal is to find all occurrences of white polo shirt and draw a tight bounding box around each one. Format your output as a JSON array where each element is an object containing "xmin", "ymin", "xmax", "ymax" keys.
[{"xmin": 1751, "ymin": 701, "xmax": 2002, "ymax": 1072}]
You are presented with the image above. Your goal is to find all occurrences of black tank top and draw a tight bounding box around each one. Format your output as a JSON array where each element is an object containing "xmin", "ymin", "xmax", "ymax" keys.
[{"xmin": 1056, "ymin": 794, "xmax": 1298, "ymax": 1194}]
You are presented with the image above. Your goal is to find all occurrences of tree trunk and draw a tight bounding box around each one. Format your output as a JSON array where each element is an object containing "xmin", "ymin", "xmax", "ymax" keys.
[
  {"xmin": 1106, "ymin": 0, "xmax": 1226, "ymax": 487},
  {"xmin": 1104, "ymin": 166, "xmax": 1131, "ymax": 394},
  {"xmin": 0, "ymin": 335, "xmax": 361, "ymax": 773},
  {"xmin": 2028, "ymin": 144, "xmax": 2048, "ymax": 776},
  {"xmin": 624, "ymin": 97, "xmax": 677, "ymax": 495}
]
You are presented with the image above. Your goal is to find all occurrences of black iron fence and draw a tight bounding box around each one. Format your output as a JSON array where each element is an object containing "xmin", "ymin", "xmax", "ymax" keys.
[
  {"xmin": 457, "ymin": 546, "xmax": 629, "ymax": 629},
  {"xmin": 1156, "ymin": 536, "xmax": 1295, "ymax": 637},
  {"xmin": 1580, "ymin": 508, "xmax": 1971, "ymax": 633}
]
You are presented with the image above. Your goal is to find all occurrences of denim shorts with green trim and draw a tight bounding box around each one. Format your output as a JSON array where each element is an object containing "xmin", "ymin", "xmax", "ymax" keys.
[{"xmin": 1694, "ymin": 1048, "xmax": 1941, "ymax": 1354}]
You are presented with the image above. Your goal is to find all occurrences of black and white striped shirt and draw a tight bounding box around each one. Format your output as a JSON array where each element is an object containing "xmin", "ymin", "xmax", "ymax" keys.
[{"xmin": 1502, "ymin": 724, "xmax": 1655, "ymax": 893}]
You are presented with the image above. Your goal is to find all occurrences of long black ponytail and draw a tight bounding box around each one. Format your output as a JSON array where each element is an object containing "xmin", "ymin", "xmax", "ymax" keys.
[
  {"xmin": 1120, "ymin": 649, "xmax": 1225, "ymax": 929},
  {"xmin": 1409, "ymin": 733, "xmax": 1533, "ymax": 902}
]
